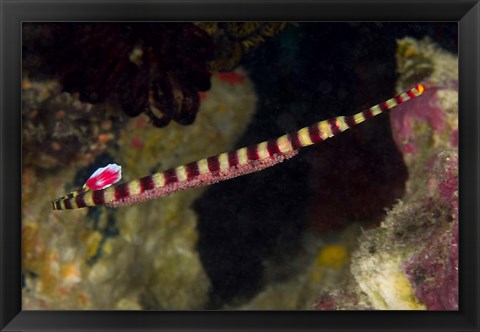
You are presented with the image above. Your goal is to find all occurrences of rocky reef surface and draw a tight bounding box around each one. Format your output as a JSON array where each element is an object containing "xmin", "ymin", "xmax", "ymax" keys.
[
  {"xmin": 22, "ymin": 69, "xmax": 256, "ymax": 309},
  {"xmin": 235, "ymin": 37, "xmax": 457, "ymax": 311},
  {"xmin": 22, "ymin": 35, "xmax": 458, "ymax": 311},
  {"xmin": 313, "ymin": 37, "xmax": 458, "ymax": 310}
]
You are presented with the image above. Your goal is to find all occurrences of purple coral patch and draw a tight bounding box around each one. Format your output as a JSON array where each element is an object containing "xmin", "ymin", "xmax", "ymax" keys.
[
  {"xmin": 390, "ymin": 87, "xmax": 445, "ymax": 155},
  {"xmin": 450, "ymin": 130, "xmax": 458, "ymax": 147},
  {"xmin": 404, "ymin": 154, "xmax": 458, "ymax": 310},
  {"xmin": 404, "ymin": 214, "xmax": 458, "ymax": 310}
]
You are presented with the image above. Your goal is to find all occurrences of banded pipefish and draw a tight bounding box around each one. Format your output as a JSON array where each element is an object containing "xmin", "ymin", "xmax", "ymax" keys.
[{"xmin": 52, "ymin": 83, "xmax": 425, "ymax": 210}]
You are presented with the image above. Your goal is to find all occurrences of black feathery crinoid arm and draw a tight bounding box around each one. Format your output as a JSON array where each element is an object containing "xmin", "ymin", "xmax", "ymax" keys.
[{"xmin": 24, "ymin": 23, "xmax": 215, "ymax": 128}]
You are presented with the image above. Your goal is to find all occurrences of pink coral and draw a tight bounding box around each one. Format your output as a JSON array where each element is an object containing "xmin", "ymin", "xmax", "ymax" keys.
[
  {"xmin": 394, "ymin": 82, "xmax": 458, "ymax": 310},
  {"xmin": 404, "ymin": 153, "xmax": 458, "ymax": 310},
  {"xmin": 390, "ymin": 84, "xmax": 455, "ymax": 157},
  {"xmin": 313, "ymin": 294, "xmax": 336, "ymax": 310},
  {"xmin": 311, "ymin": 38, "xmax": 458, "ymax": 311}
]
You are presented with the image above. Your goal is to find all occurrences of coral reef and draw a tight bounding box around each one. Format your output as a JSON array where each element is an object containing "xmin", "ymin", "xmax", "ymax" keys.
[
  {"xmin": 22, "ymin": 78, "xmax": 122, "ymax": 170},
  {"xmin": 22, "ymin": 23, "xmax": 457, "ymax": 311},
  {"xmin": 236, "ymin": 37, "xmax": 458, "ymax": 312},
  {"xmin": 237, "ymin": 227, "xmax": 359, "ymax": 310},
  {"xmin": 350, "ymin": 151, "xmax": 457, "ymax": 310},
  {"xmin": 22, "ymin": 68, "xmax": 257, "ymax": 309},
  {"xmin": 313, "ymin": 37, "xmax": 458, "ymax": 310},
  {"xmin": 23, "ymin": 23, "xmax": 214, "ymax": 127},
  {"xmin": 403, "ymin": 153, "xmax": 458, "ymax": 310},
  {"xmin": 389, "ymin": 37, "xmax": 459, "ymax": 310}
]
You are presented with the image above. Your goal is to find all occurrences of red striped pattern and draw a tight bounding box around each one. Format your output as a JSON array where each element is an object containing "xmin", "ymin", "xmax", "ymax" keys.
[
  {"xmin": 247, "ymin": 144, "xmax": 259, "ymax": 160},
  {"xmin": 140, "ymin": 175, "xmax": 155, "ymax": 191},
  {"xmin": 207, "ymin": 156, "xmax": 220, "ymax": 173},
  {"xmin": 394, "ymin": 95, "xmax": 404, "ymax": 104},
  {"xmin": 328, "ymin": 118, "xmax": 341, "ymax": 136},
  {"xmin": 379, "ymin": 102, "xmax": 390, "ymax": 113},
  {"xmin": 362, "ymin": 108, "xmax": 374, "ymax": 120},
  {"xmin": 185, "ymin": 162, "xmax": 200, "ymax": 179},
  {"xmin": 51, "ymin": 84, "xmax": 426, "ymax": 210},
  {"xmin": 227, "ymin": 151, "xmax": 239, "ymax": 167},
  {"xmin": 345, "ymin": 115, "xmax": 357, "ymax": 128},
  {"xmin": 75, "ymin": 195, "xmax": 87, "ymax": 208},
  {"xmin": 267, "ymin": 139, "xmax": 282, "ymax": 156},
  {"xmin": 406, "ymin": 89, "xmax": 416, "ymax": 99},
  {"xmin": 92, "ymin": 190, "xmax": 106, "ymax": 205},
  {"xmin": 308, "ymin": 124, "xmax": 323, "ymax": 144},
  {"xmin": 288, "ymin": 132, "xmax": 304, "ymax": 150}
]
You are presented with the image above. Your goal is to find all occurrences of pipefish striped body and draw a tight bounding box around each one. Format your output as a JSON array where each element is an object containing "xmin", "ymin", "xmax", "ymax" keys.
[{"xmin": 52, "ymin": 83, "xmax": 426, "ymax": 210}]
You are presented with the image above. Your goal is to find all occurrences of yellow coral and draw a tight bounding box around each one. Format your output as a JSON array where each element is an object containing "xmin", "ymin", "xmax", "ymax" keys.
[
  {"xmin": 316, "ymin": 244, "xmax": 349, "ymax": 269},
  {"xmin": 82, "ymin": 231, "xmax": 103, "ymax": 259},
  {"xmin": 391, "ymin": 273, "xmax": 425, "ymax": 310},
  {"xmin": 368, "ymin": 270, "xmax": 425, "ymax": 310},
  {"xmin": 59, "ymin": 263, "xmax": 81, "ymax": 284},
  {"xmin": 353, "ymin": 254, "xmax": 426, "ymax": 310},
  {"xmin": 308, "ymin": 244, "xmax": 349, "ymax": 285}
]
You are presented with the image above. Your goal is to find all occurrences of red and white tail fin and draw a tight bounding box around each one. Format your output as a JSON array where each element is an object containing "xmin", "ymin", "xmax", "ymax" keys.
[{"xmin": 84, "ymin": 163, "xmax": 122, "ymax": 191}]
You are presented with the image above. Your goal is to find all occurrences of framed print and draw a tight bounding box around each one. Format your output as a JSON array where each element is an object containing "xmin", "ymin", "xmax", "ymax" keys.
[{"xmin": 1, "ymin": 0, "xmax": 479, "ymax": 331}]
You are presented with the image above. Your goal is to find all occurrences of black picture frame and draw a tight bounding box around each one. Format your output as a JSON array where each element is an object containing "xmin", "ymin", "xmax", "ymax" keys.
[{"xmin": 1, "ymin": 0, "xmax": 479, "ymax": 331}]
